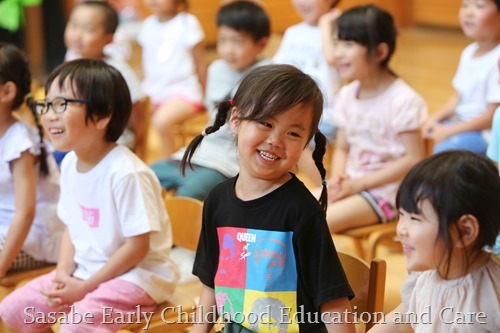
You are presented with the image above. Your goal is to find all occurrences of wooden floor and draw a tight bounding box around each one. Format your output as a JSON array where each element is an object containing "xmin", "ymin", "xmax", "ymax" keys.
[{"xmin": 141, "ymin": 25, "xmax": 469, "ymax": 315}]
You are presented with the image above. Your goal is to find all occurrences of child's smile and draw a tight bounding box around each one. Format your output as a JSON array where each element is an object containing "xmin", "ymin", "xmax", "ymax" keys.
[{"xmin": 231, "ymin": 104, "xmax": 312, "ymax": 184}]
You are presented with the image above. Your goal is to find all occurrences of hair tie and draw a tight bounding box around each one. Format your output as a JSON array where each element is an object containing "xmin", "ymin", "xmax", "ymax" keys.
[
  {"xmin": 37, "ymin": 142, "xmax": 46, "ymax": 149},
  {"xmin": 229, "ymin": 99, "xmax": 234, "ymax": 107},
  {"xmin": 201, "ymin": 130, "xmax": 207, "ymax": 137},
  {"xmin": 322, "ymin": 179, "xmax": 327, "ymax": 187}
]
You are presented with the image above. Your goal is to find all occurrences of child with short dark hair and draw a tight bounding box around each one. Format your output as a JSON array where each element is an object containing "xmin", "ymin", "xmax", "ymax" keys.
[
  {"xmin": 62, "ymin": 0, "xmax": 146, "ymax": 157},
  {"xmin": 151, "ymin": 0, "xmax": 271, "ymax": 201},
  {"xmin": 369, "ymin": 151, "xmax": 500, "ymax": 332},
  {"xmin": 0, "ymin": 59, "xmax": 178, "ymax": 332},
  {"xmin": 422, "ymin": 0, "xmax": 500, "ymax": 154},
  {"xmin": 273, "ymin": 0, "xmax": 343, "ymax": 186}
]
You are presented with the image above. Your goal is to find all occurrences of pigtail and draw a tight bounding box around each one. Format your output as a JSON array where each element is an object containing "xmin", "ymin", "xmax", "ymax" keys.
[
  {"xmin": 312, "ymin": 131, "xmax": 328, "ymax": 211},
  {"xmin": 180, "ymin": 100, "xmax": 233, "ymax": 176},
  {"xmin": 26, "ymin": 94, "xmax": 50, "ymax": 177}
]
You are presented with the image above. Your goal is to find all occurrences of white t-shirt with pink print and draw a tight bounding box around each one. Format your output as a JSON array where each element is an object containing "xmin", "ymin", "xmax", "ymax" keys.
[
  {"xmin": 333, "ymin": 78, "xmax": 428, "ymax": 205},
  {"xmin": 57, "ymin": 145, "xmax": 179, "ymax": 303}
]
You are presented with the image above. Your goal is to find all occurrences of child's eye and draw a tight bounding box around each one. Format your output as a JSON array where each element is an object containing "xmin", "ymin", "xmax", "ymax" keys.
[
  {"xmin": 288, "ymin": 131, "xmax": 302, "ymax": 138},
  {"xmin": 410, "ymin": 215, "xmax": 422, "ymax": 222},
  {"xmin": 259, "ymin": 121, "xmax": 272, "ymax": 128}
]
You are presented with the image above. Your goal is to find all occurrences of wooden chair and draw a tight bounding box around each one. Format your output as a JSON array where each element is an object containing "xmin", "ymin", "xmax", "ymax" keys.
[
  {"xmin": 131, "ymin": 97, "xmax": 151, "ymax": 161},
  {"xmin": 174, "ymin": 111, "xmax": 209, "ymax": 149},
  {"xmin": 337, "ymin": 251, "xmax": 386, "ymax": 332},
  {"xmin": 123, "ymin": 196, "xmax": 203, "ymax": 333},
  {"xmin": 339, "ymin": 221, "xmax": 400, "ymax": 261}
]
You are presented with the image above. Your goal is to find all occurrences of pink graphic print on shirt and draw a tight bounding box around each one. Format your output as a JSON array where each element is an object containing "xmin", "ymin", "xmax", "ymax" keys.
[{"xmin": 80, "ymin": 205, "xmax": 100, "ymax": 228}]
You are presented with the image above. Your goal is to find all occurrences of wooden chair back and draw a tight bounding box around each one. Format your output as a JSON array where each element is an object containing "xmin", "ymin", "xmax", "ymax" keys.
[
  {"xmin": 337, "ymin": 251, "xmax": 386, "ymax": 332},
  {"xmin": 165, "ymin": 196, "xmax": 203, "ymax": 251},
  {"xmin": 340, "ymin": 221, "xmax": 400, "ymax": 261},
  {"xmin": 131, "ymin": 97, "xmax": 151, "ymax": 161},
  {"xmin": 124, "ymin": 196, "xmax": 204, "ymax": 333}
]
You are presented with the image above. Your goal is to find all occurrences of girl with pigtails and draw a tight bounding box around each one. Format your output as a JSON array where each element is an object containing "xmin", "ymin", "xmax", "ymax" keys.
[
  {"xmin": 0, "ymin": 42, "xmax": 63, "ymax": 277},
  {"xmin": 183, "ymin": 64, "xmax": 355, "ymax": 333}
]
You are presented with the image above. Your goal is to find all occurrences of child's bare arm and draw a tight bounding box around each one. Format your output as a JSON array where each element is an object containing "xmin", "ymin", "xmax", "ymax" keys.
[
  {"xmin": 83, "ymin": 233, "xmax": 150, "ymax": 290},
  {"xmin": 422, "ymin": 92, "xmax": 459, "ymax": 135},
  {"xmin": 319, "ymin": 9, "xmax": 342, "ymax": 66},
  {"xmin": 190, "ymin": 284, "xmax": 217, "ymax": 333},
  {"xmin": 427, "ymin": 102, "xmax": 498, "ymax": 143},
  {"xmin": 321, "ymin": 297, "xmax": 356, "ymax": 333},
  {"xmin": 0, "ymin": 151, "xmax": 36, "ymax": 277},
  {"xmin": 329, "ymin": 128, "xmax": 348, "ymax": 181},
  {"xmin": 193, "ymin": 41, "xmax": 208, "ymax": 94},
  {"xmin": 55, "ymin": 227, "xmax": 76, "ymax": 277}
]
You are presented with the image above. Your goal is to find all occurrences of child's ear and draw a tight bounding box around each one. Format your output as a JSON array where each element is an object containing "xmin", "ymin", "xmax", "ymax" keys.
[
  {"xmin": 256, "ymin": 37, "xmax": 269, "ymax": 53},
  {"xmin": 104, "ymin": 33, "xmax": 114, "ymax": 45},
  {"xmin": 229, "ymin": 107, "xmax": 240, "ymax": 134},
  {"xmin": 375, "ymin": 42, "xmax": 389, "ymax": 63},
  {"xmin": 0, "ymin": 81, "xmax": 17, "ymax": 103},
  {"xmin": 95, "ymin": 115, "xmax": 111, "ymax": 130},
  {"xmin": 455, "ymin": 214, "xmax": 480, "ymax": 248}
]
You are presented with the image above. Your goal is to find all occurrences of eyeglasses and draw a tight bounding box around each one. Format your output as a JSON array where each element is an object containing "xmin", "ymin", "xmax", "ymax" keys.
[{"xmin": 35, "ymin": 97, "xmax": 87, "ymax": 115}]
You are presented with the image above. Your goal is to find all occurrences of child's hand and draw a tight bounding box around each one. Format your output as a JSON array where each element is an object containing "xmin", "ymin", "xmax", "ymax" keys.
[
  {"xmin": 425, "ymin": 123, "xmax": 453, "ymax": 143},
  {"xmin": 327, "ymin": 174, "xmax": 348, "ymax": 200},
  {"xmin": 319, "ymin": 8, "xmax": 342, "ymax": 28},
  {"xmin": 39, "ymin": 270, "xmax": 68, "ymax": 310},
  {"xmin": 41, "ymin": 275, "xmax": 90, "ymax": 307},
  {"xmin": 421, "ymin": 119, "xmax": 436, "ymax": 138},
  {"xmin": 330, "ymin": 178, "xmax": 362, "ymax": 201}
]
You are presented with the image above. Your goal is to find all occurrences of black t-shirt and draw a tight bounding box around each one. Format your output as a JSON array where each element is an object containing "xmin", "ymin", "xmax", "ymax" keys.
[{"xmin": 193, "ymin": 174, "xmax": 354, "ymax": 332}]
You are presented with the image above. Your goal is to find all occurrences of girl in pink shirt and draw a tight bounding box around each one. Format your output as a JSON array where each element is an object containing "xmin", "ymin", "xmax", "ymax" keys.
[{"xmin": 322, "ymin": 4, "xmax": 428, "ymax": 232}]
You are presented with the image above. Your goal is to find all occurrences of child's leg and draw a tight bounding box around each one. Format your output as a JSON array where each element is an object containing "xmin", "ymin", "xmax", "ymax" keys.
[
  {"xmin": 0, "ymin": 271, "xmax": 57, "ymax": 332},
  {"xmin": 433, "ymin": 131, "xmax": 488, "ymax": 154},
  {"xmin": 150, "ymin": 160, "xmax": 184, "ymax": 192},
  {"xmin": 152, "ymin": 98, "xmax": 202, "ymax": 157},
  {"xmin": 58, "ymin": 278, "xmax": 156, "ymax": 333},
  {"xmin": 327, "ymin": 194, "xmax": 379, "ymax": 233},
  {"xmin": 176, "ymin": 166, "xmax": 227, "ymax": 201}
]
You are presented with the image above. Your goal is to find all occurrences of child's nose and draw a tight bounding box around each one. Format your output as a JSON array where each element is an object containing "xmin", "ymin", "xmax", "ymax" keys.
[
  {"xmin": 396, "ymin": 218, "xmax": 408, "ymax": 239},
  {"xmin": 266, "ymin": 131, "xmax": 284, "ymax": 146}
]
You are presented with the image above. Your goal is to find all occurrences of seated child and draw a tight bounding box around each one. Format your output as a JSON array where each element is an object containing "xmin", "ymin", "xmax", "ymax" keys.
[
  {"xmin": 369, "ymin": 151, "xmax": 500, "ymax": 332},
  {"xmin": 0, "ymin": 42, "xmax": 62, "ymax": 277},
  {"xmin": 58, "ymin": 0, "xmax": 146, "ymax": 163},
  {"xmin": 321, "ymin": 5, "xmax": 427, "ymax": 232},
  {"xmin": 0, "ymin": 59, "xmax": 178, "ymax": 332},
  {"xmin": 273, "ymin": 0, "xmax": 342, "ymax": 186},
  {"xmin": 422, "ymin": 0, "xmax": 500, "ymax": 154},
  {"xmin": 151, "ymin": 0, "xmax": 270, "ymax": 201},
  {"xmin": 138, "ymin": 0, "xmax": 207, "ymax": 157}
]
